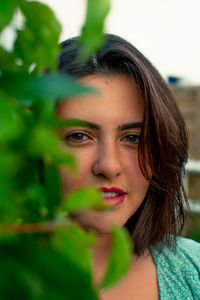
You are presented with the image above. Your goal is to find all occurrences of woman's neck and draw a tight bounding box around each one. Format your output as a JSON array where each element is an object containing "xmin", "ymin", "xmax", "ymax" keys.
[
  {"xmin": 91, "ymin": 232, "xmax": 149, "ymax": 286},
  {"xmin": 92, "ymin": 232, "xmax": 112, "ymax": 285}
]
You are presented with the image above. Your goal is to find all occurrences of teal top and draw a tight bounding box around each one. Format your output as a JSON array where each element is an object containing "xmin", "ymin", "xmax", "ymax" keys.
[{"xmin": 151, "ymin": 237, "xmax": 200, "ymax": 299}]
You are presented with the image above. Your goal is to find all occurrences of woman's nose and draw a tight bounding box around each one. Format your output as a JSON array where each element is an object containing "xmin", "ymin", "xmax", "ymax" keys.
[{"xmin": 92, "ymin": 141, "xmax": 122, "ymax": 180}]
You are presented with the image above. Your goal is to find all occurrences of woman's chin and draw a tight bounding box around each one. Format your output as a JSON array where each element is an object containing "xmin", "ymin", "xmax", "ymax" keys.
[{"xmin": 71, "ymin": 210, "xmax": 118, "ymax": 233}]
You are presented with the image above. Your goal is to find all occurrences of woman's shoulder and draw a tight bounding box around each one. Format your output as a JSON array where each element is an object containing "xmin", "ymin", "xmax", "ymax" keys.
[
  {"xmin": 174, "ymin": 236, "xmax": 200, "ymax": 261},
  {"xmin": 151, "ymin": 237, "xmax": 200, "ymax": 299},
  {"xmin": 152, "ymin": 236, "xmax": 200, "ymax": 267}
]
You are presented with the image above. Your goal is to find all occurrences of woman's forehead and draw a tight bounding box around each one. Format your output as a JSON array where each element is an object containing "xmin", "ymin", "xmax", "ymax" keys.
[{"xmin": 56, "ymin": 74, "xmax": 144, "ymax": 124}]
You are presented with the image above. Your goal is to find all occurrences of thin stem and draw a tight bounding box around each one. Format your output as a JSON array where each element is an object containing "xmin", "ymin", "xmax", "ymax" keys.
[{"xmin": 0, "ymin": 220, "xmax": 70, "ymax": 234}]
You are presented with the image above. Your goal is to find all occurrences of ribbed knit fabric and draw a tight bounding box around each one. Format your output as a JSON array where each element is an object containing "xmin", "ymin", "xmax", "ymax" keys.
[{"xmin": 151, "ymin": 237, "xmax": 200, "ymax": 299}]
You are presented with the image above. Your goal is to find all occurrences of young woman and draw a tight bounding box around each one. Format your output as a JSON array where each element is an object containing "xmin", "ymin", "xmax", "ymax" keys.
[{"xmin": 56, "ymin": 34, "xmax": 200, "ymax": 299}]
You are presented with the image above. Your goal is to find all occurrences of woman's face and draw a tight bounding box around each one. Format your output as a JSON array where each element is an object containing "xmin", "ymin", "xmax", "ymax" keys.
[{"xmin": 56, "ymin": 74, "xmax": 150, "ymax": 232}]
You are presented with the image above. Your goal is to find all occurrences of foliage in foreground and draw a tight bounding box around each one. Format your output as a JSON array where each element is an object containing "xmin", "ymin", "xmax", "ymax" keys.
[{"xmin": 0, "ymin": 0, "xmax": 132, "ymax": 299}]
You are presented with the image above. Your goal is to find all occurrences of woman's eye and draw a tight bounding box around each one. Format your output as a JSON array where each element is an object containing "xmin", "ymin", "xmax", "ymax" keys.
[
  {"xmin": 65, "ymin": 132, "xmax": 90, "ymax": 143},
  {"xmin": 121, "ymin": 134, "xmax": 140, "ymax": 144}
]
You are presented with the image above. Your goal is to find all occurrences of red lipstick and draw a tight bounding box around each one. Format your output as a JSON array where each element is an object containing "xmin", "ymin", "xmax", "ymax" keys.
[{"xmin": 100, "ymin": 187, "xmax": 126, "ymax": 206}]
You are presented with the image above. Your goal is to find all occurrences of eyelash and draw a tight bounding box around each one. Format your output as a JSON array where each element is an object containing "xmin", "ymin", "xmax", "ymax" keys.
[
  {"xmin": 65, "ymin": 132, "xmax": 90, "ymax": 143},
  {"xmin": 64, "ymin": 132, "xmax": 140, "ymax": 145},
  {"xmin": 121, "ymin": 134, "xmax": 140, "ymax": 145}
]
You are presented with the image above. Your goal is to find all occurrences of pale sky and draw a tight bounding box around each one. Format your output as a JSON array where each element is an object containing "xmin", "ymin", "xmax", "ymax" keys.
[{"xmin": 40, "ymin": 0, "xmax": 200, "ymax": 84}]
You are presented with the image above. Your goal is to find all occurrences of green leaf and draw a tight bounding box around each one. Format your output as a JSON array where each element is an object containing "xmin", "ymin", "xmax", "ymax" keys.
[
  {"xmin": 0, "ymin": 91, "xmax": 21, "ymax": 140},
  {"xmin": 37, "ymin": 239, "xmax": 98, "ymax": 300},
  {"xmin": 28, "ymin": 126, "xmax": 58, "ymax": 156},
  {"xmin": 24, "ymin": 182, "xmax": 48, "ymax": 220},
  {"xmin": 0, "ymin": 234, "xmax": 98, "ymax": 300},
  {"xmin": 52, "ymin": 224, "xmax": 96, "ymax": 274},
  {"xmin": 0, "ymin": 72, "xmax": 95, "ymax": 104},
  {"xmin": 63, "ymin": 187, "xmax": 106, "ymax": 213},
  {"xmin": 16, "ymin": 0, "xmax": 61, "ymax": 71},
  {"xmin": 0, "ymin": 0, "xmax": 16, "ymax": 31},
  {"xmin": 27, "ymin": 125, "xmax": 76, "ymax": 168},
  {"xmin": 0, "ymin": 243, "xmax": 75, "ymax": 300},
  {"xmin": 101, "ymin": 226, "xmax": 132, "ymax": 288},
  {"xmin": 52, "ymin": 151, "xmax": 76, "ymax": 168},
  {"xmin": 0, "ymin": 249, "xmax": 44, "ymax": 299},
  {"xmin": 79, "ymin": 0, "xmax": 110, "ymax": 59},
  {"xmin": 0, "ymin": 0, "xmax": 112, "ymax": 297},
  {"xmin": 0, "ymin": 47, "xmax": 19, "ymax": 72},
  {"xmin": 49, "ymin": 118, "xmax": 96, "ymax": 129},
  {"xmin": 42, "ymin": 164, "xmax": 61, "ymax": 218},
  {"xmin": 51, "ymin": 225, "xmax": 98, "ymax": 299},
  {"xmin": 0, "ymin": 151, "xmax": 21, "ymax": 222}
]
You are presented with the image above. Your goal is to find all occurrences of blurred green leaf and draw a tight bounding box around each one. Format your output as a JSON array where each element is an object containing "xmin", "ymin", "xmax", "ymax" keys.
[
  {"xmin": 27, "ymin": 126, "xmax": 60, "ymax": 156},
  {"xmin": 49, "ymin": 118, "xmax": 97, "ymax": 129},
  {"xmin": 0, "ymin": 234, "xmax": 98, "ymax": 300},
  {"xmin": 0, "ymin": 0, "xmax": 121, "ymax": 298},
  {"xmin": 42, "ymin": 164, "xmax": 61, "ymax": 219},
  {"xmin": 24, "ymin": 182, "xmax": 48, "ymax": 219},
  {"xmin": 52, "ymin": 151, "xmax": 76, "ymax": 168},
  {"xmin": 52, "ymin": 224, "xmax": 96, "ymax": 273},
  {"xmin": 79, "ymin": 0, "xmax": 110, "ymax": 59},
  {"xmin": 187, "ymin": 213, "xmax": 200, "ymax": 243},
  {"xmin": 52, "ymin": 226, "xmax": 98, "ymax": 299},
  {"xmin": 0, "ymin": 242, "xmax": 74, "ymax": 299},
  {"xmin": 0, "ymin": 0, "xmax": 16, "ymax": 31},
  {"xmin": 0, "ymin": 151, "xmax": 21, "ymax": 222},
  {"xmin": 0, "ymin": 72, "xmax": 94, "ymax": 104},
  {"xmin": 63, "ymin": 187, "xmax": 106, "ymax": 213},
  {"xmin": 0, "ymin": 250, "xmax": 44, "ymax": 299},
  {"xmin": 0, "ymin": 47, "xmax": 19, "ymax": 72},
  {"xmin": 0, "ymin": 91, "xmax": 21, "ymax": 140},
  {"xmin": 15, "ymin": 0, "xmax": 61, "ymax": 71},
  {"xmin": 27, "ymin": 125, "xmax": 76, "ymax": 168},
  {"xmin": 101, "ymin": 226, "xmax": 132, "ymax": 288}
]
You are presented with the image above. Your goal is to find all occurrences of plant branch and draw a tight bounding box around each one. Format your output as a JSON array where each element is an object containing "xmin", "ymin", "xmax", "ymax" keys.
[{"xmin": 0, "ymin": 220, "xmax": 70, "ymax": 234}]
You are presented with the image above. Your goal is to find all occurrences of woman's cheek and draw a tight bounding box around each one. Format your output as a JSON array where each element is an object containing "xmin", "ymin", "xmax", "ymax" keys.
[{"xmin": 59, "ymin": 151, "xmax": 93, "ymax": 195}]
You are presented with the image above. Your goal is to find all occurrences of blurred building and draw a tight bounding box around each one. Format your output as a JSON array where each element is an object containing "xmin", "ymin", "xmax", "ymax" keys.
[
  {"xmin": 170, "ymin": 84, "xmax": 200, "ymax": 160},
  {"xmin": 169, "ymin": 81, "xmax": 200, "ymax": 214},
  {"xmin": 169, "ymin": 82, "xmax": 200, "ymax": 239}
]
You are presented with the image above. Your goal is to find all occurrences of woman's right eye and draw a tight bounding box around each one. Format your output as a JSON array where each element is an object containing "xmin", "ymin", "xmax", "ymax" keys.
[{"xmin": 64, "ymin": 132, "xmax": 90, "ymax": 144}]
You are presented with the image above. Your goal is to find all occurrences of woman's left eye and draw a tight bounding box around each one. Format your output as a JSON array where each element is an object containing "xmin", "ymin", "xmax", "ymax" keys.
[{"xmin": 121, "ymin": 134, "xmax": 140, "ymax": 144}]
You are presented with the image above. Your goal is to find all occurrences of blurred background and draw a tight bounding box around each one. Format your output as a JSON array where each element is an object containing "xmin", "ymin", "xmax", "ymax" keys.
[{"xmin": 41, "ymin": 0, "xmax": 200, "ymax": 240}]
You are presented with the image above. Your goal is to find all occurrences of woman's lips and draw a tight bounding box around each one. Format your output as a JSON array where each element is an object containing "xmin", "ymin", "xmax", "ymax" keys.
[{"xmin": 100, "ymin": 187, "xmax": 126, "ymax": 206}]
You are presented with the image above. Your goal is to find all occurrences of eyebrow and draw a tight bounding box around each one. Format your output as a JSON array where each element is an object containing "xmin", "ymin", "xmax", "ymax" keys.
[
  {"xmin": 61, "ymin": 118, "xmax": 100, "ymax": 130},
  {"xmin": 118, "ymin": 122, "xmax": 143, "ymax": 130},
  {"xmin": 62, "ymin": 118, "xmax": 143, "ymax": 131}
]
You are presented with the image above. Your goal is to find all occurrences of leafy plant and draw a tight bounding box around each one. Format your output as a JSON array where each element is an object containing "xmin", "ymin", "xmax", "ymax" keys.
[
  {"xmin": 0, "ymin": 0, "xmax": 132, "ymax": 299},
  {"xmin": 186, "ymin": 212, "xmax": 200, "ymax": 243}
]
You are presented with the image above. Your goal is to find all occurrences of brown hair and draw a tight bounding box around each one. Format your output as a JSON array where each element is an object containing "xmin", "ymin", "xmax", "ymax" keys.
[{"xmin": 58, "ymin": 34, "xmax": 188, "ymax": 255}]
